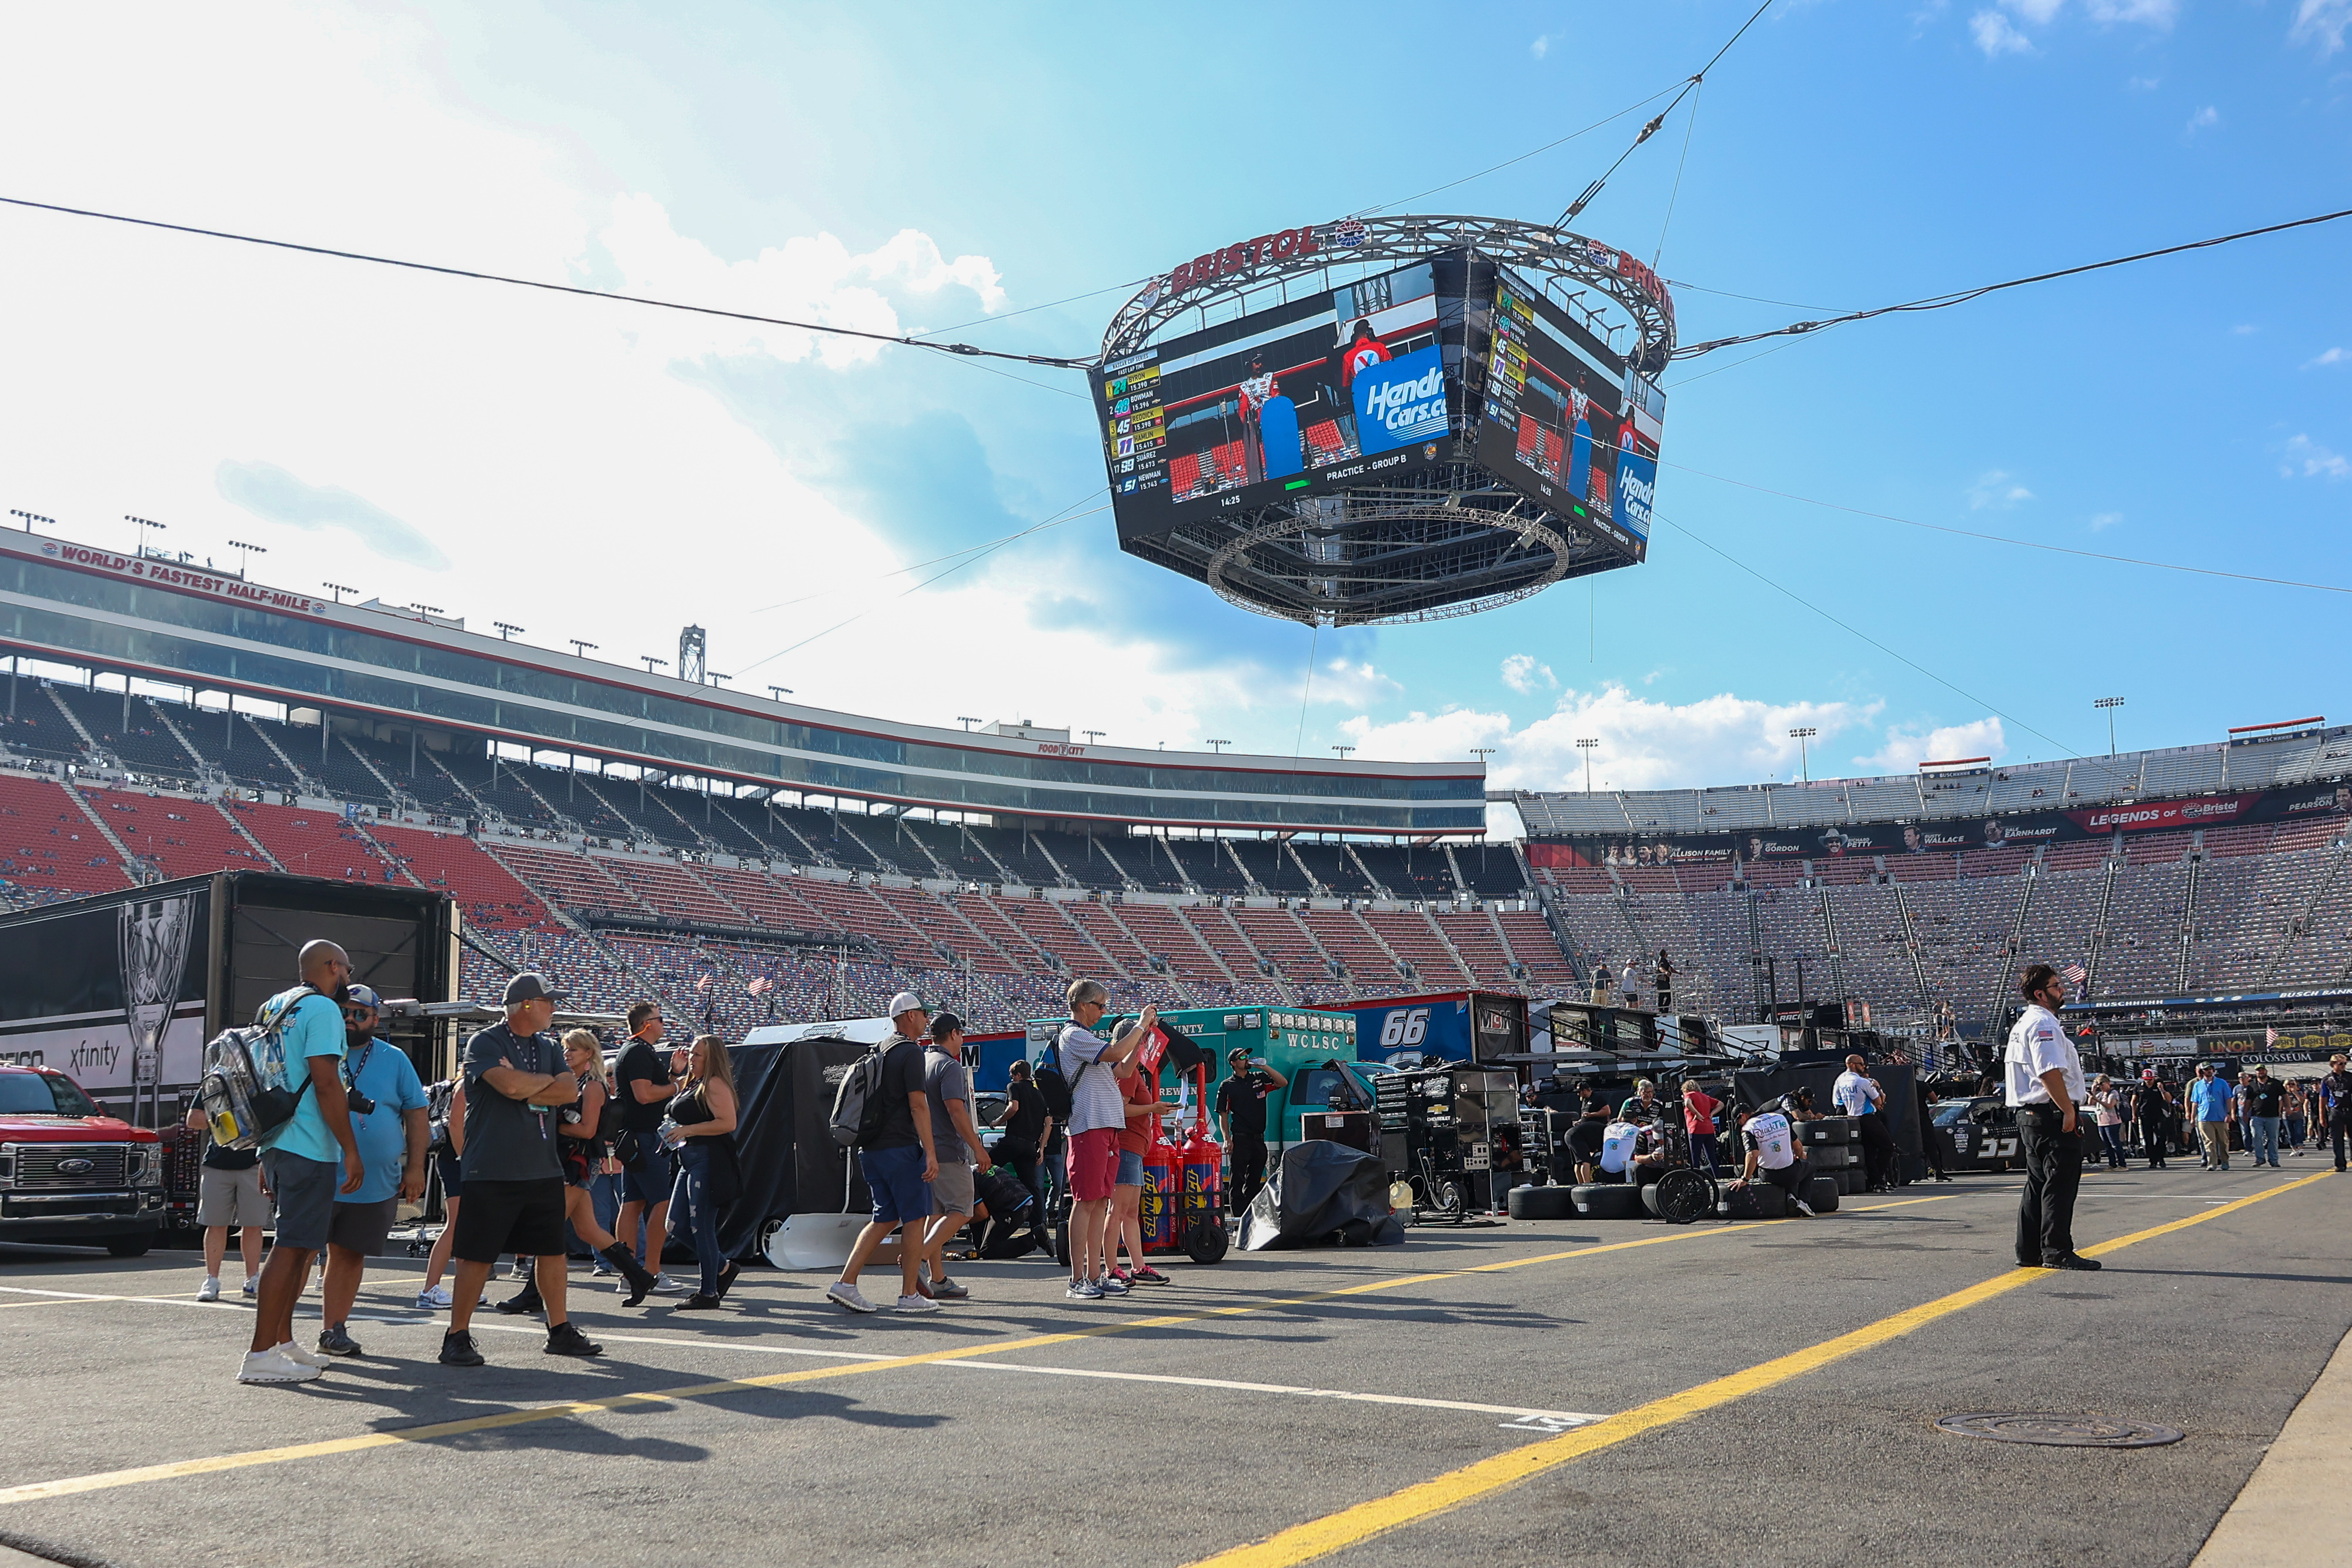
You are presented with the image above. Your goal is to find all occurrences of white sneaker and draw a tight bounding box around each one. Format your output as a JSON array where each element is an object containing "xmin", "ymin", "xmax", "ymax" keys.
[
  {"xmin": 415, "ymin": 1283, "xmax": 453, "ymax": 1309},
  {"xmin": 1794, "ymin": 1200, "xmax": 1816, "ymax": 1216},
  {"xmin": 1095, "ymin": 1273, "xmax": 1130, "ymax": 1296},
  {"xmin": 649, "ymin": 1275, "xmax": 690, "ymax": 1295},
  {"xmin": 1066, "ymin": 1278, "xmax": 1104, "ymax": 1300},
  {"xmin": 240, "ymin": 1276, "xmax": 260, "ymax": 1298},
  {"xmin": 894, "ymin": 1293, "xmax": 941, "ymax": 1314},
  {"xmin": 197, "ymin": 1276, "xmax": 222, "ymax": 1303},
  {"xmin": 278, "ymin": 1339, "xmax": 332, "ymax": 1369},
  {"xmin": 826, "ymin": 1281, "xmax": 878, "ymax": 1314},
  {"xmin": 238, "ymin": 1348, "xmax": 320, "ymax": 1384}
]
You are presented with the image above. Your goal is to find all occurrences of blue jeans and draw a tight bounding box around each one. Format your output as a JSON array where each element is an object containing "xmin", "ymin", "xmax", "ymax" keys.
[
  {"xmin": 1688, "ymin": 1131, "xmax": 1720, "ymax": 1176},
  {"xmin": 670, "ymin": 1142, "xmax": 720, "ymax": 1296},
  {"xmin": 2249, "ymin": 1116, "xmax": 2281, "ymax": 1166},
  {"xmin": 2099, "ymin": 1124, "xmax": 2127, "ymax": 1167}
]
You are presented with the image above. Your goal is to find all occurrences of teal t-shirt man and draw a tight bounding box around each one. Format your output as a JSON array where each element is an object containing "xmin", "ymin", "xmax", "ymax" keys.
[
  {"xmin": 342, "ymin": 1031, "xmax": 429, "ymax": 1203},
  {"xmin": 2187, "ymin": 1069, "xmax": 2235, "ymax": 1124},
  {"xmin": 259, "ymin": 986, "xmax": 348, "ymax": 1164}
]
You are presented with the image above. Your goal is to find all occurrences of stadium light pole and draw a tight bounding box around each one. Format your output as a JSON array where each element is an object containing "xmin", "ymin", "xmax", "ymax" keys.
[
  {"xmin": 126, "ymin": 515, "xmax": 164, "ymax": 556},
  {"xmin": 1789, "ymin": 726, "xmax": 1818, "ymax": 783},
  {"xmin": 11, "ymin": 509, "xmax": 54, "ymax": 533},
  {"xmin": 2094, "ymin": 696, "xmax": 2124, "ymax": 755},
  {"xmin": 320, "ymin": 581, "xmax": 355, "ymax": 604},
  {"xmin": 1206, "ymin": 738, "xmax": 1231, "ymax": 753},
  {"xmin": 1084, "ymin": 730, "xmax": 1107, "ymax": 745},
  {"xmin": 640, "ymin": 657, "xmax": 667, "ymax": 675},
  {"xmin": 957, "ymin": 716, "xmax": 981, "ymax": 731},
  {"xmin": 226, "ymin": 540, "xmax": 267, "ymax": 579},
  {"xmin": 770, "ymin": 686, "xmax": 795, "ymax": 702},
  {"xmin": 1333, "ymin": 745, "xmax": 1357, "ymax": 760},
  {"xmin": 493, "ymin": 621, "xmax": 524, "ymax": 641},
  {"xmin": 570, "ymin": 640, "xmax": 597, "ymax": 658},
  {"xmin": 1576, "ymin": 737, "xmax": 1598, "ymax": 793}
]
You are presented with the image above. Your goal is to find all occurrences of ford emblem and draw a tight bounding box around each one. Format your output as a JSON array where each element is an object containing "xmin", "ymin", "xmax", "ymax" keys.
[{"xmin": 58, "ymin": 1158, "xmax": 96, "ymax": 1175}]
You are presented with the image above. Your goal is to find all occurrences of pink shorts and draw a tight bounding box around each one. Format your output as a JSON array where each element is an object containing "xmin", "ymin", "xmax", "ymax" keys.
[{"xmin": 1066, "ymin": 1128, "xmax": 1120, "ymax": 1202}]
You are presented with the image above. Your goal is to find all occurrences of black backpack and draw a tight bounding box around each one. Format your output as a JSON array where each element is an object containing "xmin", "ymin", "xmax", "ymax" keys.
[{"xmin": 1034, "ymin": 1061, "xmax": 1074, "ymax": 1124}]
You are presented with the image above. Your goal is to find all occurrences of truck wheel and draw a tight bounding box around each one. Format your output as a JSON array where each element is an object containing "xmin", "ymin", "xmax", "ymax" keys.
[
  {"xmin": 1182, "ymin": 1218, "xmax": 1229, "ymax": 1264},
  {"xmin": 106, "ymin": 1231, "xmax": 155, "ymax": 1258}
]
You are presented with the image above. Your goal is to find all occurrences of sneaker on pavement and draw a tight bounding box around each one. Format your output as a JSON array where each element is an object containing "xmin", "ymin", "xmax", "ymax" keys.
[
  {"xmin": 1793, "ymin": 1200, "xmax": 1816, "ymax": 1216},
  {"xmin": 240, "ymin": 1276, "xmax": 260, "ymax": 1298},
  {"xmin": 544, "ymin": 1322, "xmax": 604, "ymax": 1357},
  {"xmin": 1065, "ymin": 1278, "xmax": 1104, "ymax": 1300},
  {"xmin": 2048, "ymin": 1253, "xmax": 2103, "ymax": 1271},
  {"xmin": 1128, "ymin": 1265, "xmax": 1171, "ymax": 1286},
  {"xmin": 197, "ymin": 1276, "xmax": 222, "ymax": 1303},
  {"xmin": 931, "ymin": 1277, "xmax": 970, "ymax": 1300},
  {"xmin": 316, "ymin": 1324, "xmax": 363, "ymax": 1358},
  {"xmin": 238, "ymin": 1348, "xmax": 320, "ymax": 1384},
  {"xmin": 415, "ymin": 1283, "xmax": 453, "ymax": 1309},
  {"xmin": 826, "ymin": 1281, "xmax": 878, "ymax": 1314},
  {"xmin": 895, "ymin": 1292, "xmax": 941, "ymax": 1314},
  {"xmin": 649, "ymin": 1274, "xmax": 691, "ymax": 1295},
  {"xmin": 438, "ymin": 1330, "xmax": 486, "ymax": 1367},
  {"xmin": 1096, "ymin": 1273, "xmax": 1130, "ymax": 1296},
  {"xmin": 278, "ymin": 1339, "xmax": 332, "ymax": 1369}
]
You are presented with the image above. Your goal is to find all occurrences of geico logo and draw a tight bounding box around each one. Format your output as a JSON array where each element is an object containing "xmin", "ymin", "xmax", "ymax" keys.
[{"xmin": 1363, "ymin": 365, "xmax": 1444, "ymax": 420}]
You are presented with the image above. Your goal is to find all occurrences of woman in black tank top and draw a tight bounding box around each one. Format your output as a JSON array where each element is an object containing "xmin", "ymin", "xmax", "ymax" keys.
[{"xmin": 664, "ymin": 1035, "xmax": 741, "ymax": 1309}]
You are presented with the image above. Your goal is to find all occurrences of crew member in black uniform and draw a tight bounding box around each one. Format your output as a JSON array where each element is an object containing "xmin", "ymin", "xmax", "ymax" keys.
[
  {"xmin": 2133, "ymin": 1069, "xmax": 2173, "ymax": 1170},
  {"xmin": 1215, "ymin": 1047, "xmax": 1288, "ymax": 1215}
]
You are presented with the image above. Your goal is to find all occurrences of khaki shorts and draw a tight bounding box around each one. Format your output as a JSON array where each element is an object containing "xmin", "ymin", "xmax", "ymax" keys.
[
  {"xmin": 197, "ymin": 1165, "xmax": 269, "ymax": 1228},
  {"xmin": 931, "ymin": 1160, "xmax": 975, "ymax": 1216}
]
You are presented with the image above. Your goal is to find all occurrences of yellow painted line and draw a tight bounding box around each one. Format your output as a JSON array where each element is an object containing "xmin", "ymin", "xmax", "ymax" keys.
[{"xmin": 1182, "ymin": 1170, "xmax": 2337, "ymax": 1568}]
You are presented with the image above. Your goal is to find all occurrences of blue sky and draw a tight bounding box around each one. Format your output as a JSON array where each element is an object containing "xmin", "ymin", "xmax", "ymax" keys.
[{"xmin": 1, "ymin": 1, "xmax": 2347, "ymax": 823}]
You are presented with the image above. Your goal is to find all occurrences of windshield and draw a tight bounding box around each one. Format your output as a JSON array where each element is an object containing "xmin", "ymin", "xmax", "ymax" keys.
[
  {"xmin": 1930, "ymin": 1099, "xmax": 1979, "ymax": 1128},
  {"xmin": 0, "ymin": 1073, "xmax": 101, "ymax": 1118},
  {"xmin": 1289, "ymin": 1067, "xmax": 1374, "ymax": 1113}
]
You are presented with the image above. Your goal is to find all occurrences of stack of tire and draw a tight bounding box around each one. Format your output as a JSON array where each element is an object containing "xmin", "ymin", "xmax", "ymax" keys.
[{"xmin": 1803, "ymin": 1116, "xmax": 1869, "ymax": 1198}]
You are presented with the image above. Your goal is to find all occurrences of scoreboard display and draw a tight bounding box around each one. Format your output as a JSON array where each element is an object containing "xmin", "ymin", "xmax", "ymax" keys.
[
  {"xmin": 1475, "ymin": 267, "xmax": 1665, "ymax": 561},
  {"xmin": 1094, "ymin": 260, "xmax": 1453, "ymax": 545}
]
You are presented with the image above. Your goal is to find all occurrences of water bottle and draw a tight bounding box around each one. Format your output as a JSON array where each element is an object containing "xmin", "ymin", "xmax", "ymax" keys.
[{"xmin": 659, "ymin": 1115, "xmax": 683, "ymax": 1150}]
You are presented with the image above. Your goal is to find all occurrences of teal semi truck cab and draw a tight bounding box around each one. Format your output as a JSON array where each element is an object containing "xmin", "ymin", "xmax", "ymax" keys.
[{"xmin": 1025, "ymin": 1003, "xmax": 1374, "ymax": 1148}]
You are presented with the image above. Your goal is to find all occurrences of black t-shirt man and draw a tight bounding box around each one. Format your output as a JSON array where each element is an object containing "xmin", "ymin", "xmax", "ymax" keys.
[
  {"xmin": 2244, "ymin": 1079, "xmax": 2287, "ymax": 1119},
  {"xmin": 613, "ymin": 1037, "xmax": 674, "ymax": 1136},
  {"xmin": 1003, "ymin": 1079, "xmax": 1048, "ymax": 1146},
  {"xmin": 1565, "ymin": 1111, "xmax": 1608, "ymax": 1168},
  {"xmin": 1217, "ymin": 1070, "xmax": 1275, "ymax": 1144},
  {"xmin": 866, "ymin": 1035, "xmax": 928, "ymax": 1150},
  {"xmin": 201, "ymin": 1135, "xmax": 260, "ymax": 1172},
  {"xmin": 460, "ymin": 1021, "xmax": 565, "ymax": 1183}
]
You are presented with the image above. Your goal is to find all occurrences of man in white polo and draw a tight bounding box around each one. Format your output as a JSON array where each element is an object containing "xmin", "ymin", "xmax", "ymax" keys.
[{"xmin": 2006, "ymin": 963, "xmax": 2097, "ymax": 1272}]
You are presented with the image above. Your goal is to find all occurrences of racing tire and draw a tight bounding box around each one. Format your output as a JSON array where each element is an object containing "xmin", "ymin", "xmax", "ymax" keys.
[
  {"xmin": 1571, "ymin": 1183, "xmax": 1645, "ymax": 1221},
  {"xmin": 1643, "ymin": 1168, "xmax": 1715, "ymax": 1225},
  {"xmin": 1718, "ymin": 1182, "xmax": 1786, "ymax": 1220},
  {"xmin": 1806, "ymin": 1176, "xmax": 1841, "ymax": 1213},
  {"xmin": 1051, "ymin": 1219, "xmax": 1071, "ymax": 1268},
  {"xmin": 1182, "ymin": 1218, "xmax": 1229, "ymax": 1265},
  {"xmin": 1507, "ymin": 1183, "xmax": 1577, "ymax": 1221}
]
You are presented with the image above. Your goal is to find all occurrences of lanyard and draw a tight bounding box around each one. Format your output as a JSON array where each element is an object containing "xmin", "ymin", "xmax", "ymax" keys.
[{"xmin": 343, "ymin": 1040, "xmax": 375, "ymax": 1116}]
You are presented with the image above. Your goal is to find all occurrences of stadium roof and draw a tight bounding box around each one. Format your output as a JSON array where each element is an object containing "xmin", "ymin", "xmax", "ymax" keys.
[{"xmin": 0, "ymin": 530, "xmax": 1484, "ymax": 836}]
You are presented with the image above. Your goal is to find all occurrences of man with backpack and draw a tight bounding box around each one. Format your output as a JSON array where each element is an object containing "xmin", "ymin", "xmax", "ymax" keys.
[
  {"xmin": 1058, "ymin": 981, "xmax": 1153, "ymax": 1302},
  {"xmin": 239, "ymin": 940, "xmax": 366, "ymax": 1386},
  {"xmin": 826, "ymin": 993, "xmax": 941, "ymax": 1315}
]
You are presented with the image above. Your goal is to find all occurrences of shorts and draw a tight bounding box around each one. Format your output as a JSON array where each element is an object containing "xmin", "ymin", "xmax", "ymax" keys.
[
  {"xmin": 197, "ymin": 1164, "xmax": 269, "ymax": 1228},
  {"xmin": 1115, "ymin": 1148, "xmax": 1145, "ymax": 1188},
  {"xmin": 259, "ymin": 1148, "xmax": 339, "ymax": 1252},
  {"xmin": 435, "ymin": 1149, "xmax": 463, "ymax": 1201},
  {"xmin": 622, "ymin": 1142, "xmax": 674, "ymax": 1206},
  {"xmin": 326, "ymin": 1196, "xmax": 397, "ymax": 1256},
  {"xmin": 931, "ymin": 1160, "xmax": 975, "ymax": 1217},
  {"xmin": 1066, "ymin": 1128, "xmax": 1119, "ymax": 1203},
  {"xmin": 858, "ymin": 1144, "xmax": 932, "ymax": 1226},
  {"xmin": 449, "ymin": 1178, "xmax": 567, "ymax": 1262}
]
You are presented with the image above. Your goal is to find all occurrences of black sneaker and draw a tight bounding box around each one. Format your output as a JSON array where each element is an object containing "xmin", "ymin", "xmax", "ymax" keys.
[
  {"xmin": 2045, "ymin": 1253, "xmax": 2103, "ymax": 1272},
  {"xmin": 544, "ymin": 1321, "xmax": 604, "ymax": 1357},
  {"xmin": 317, "ymin": 1323, "xmax": 362, "ymax": 1358},
  {"xmin": 677, "ymin": 1293, "xmax": 722, "ymax": 1310},
  {"xmin": 438, "ymin": 1331, "xmax": 485, "ymax": 1367}
]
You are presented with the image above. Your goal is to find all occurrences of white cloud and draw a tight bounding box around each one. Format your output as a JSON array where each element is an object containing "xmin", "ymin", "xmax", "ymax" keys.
[
  {"xmin": 1968, "ymin": 469, "xmax": 2034, "ymax": 509},
  {"xmin": 2233, "ymin": 324, "xmax": 2260, "ymax": 335},
  {"xmin": 1857, "ymin": 717, "xmax": 2006, "ymax": 774},
  {"xmin": 2089, "ymin": 511, "xmax": 2123, "ymax": 531},
  {"xmin": 2003, "ymin": 0, "xmax": 2065, "ymax": 24},
  {"xmin": 2127, "ymin": 74, "xmax": 2162, "ymax": 89},
  {"xmin": 1970, "ymin": 9, "xmax": 2035, "ymax": 54},
  {"xmin": 2308, "ymin": 347, "xmax": 2348, "ymax": 367},
  {"xmin": 2283, "ymin": 434, "xmax": 2351, "ymax": 480},
  {"xmin": 1341, "ymin": 684, "xmax": 1880, "ymax": 792},
  {"xmin": 1308, "ymin": 658, "xmax": 1402, "ymax": 708},
  {"xmin": 1501, "ymin": 653, "xmax": 1557, "ymax": 694},
  {"xmin": 1530, "ymin": 34, "xmax": 1553, "ymax": 58},
  {"xmin": 2292, "ymin": 0, "xmax": 2352, "ymax": 56},
  {"xmin": 2184, "ymin": 105, "xmax": 2219, "ymax": 134},
  {"xmin": 2085, "ymin": 0, "xmax": 2177, "ymax": 25}
]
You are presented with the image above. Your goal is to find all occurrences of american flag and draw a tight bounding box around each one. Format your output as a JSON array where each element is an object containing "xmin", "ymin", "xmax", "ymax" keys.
[
  {"xmin": 2266, "ymin": 1026, "xmax": 2278, "ymax": 1047},
  {"xmin": 2060, "ymin": 964, "xmax": 2087, "ymax": 986},
  {"xmin": 747, "ymin": 976, "xmax": 770, "ymax": 997}
]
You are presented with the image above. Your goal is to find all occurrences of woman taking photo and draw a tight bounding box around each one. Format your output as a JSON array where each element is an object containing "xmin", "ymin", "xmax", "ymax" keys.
[
  {"xmin": 664, "ymin": 1034, "xmax": 743, "ymax": 1310},
  {"xmin": 539, "ymin": 1029, "xmax": 661, "ymax": 1308}
]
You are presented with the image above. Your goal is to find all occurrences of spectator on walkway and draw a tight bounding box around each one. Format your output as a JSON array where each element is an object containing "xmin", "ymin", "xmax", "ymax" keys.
[
  {"xmin": 2187, "ymin": 1062, "xmax": 2235, "ymax": 1172},
  {"xmin": 1058, "ymin": 982, "xmax": 1152, "ymax": 1300},
  {"xmin": 1111, "ymin": 1041, "xmax": 1168, "ymax": 1286},
  {"xmin": 185, "ymin": 1098, "xmax": 266, "ymax": 1303},
  {"xmin": 990, "ymin": 1059, "xmax": 1050, "ymax": 1208},
  {"xmin": 918, "ymin": 1013, "xmax": 992, "ymax": 1300},
  {"xmin": 239, "ymin": 940, "xmax": 363, "ymax": 1386},
  {"xmin": 1033, "ymin": 1053, "xmax": 1073, "ymax": 1214},
  {"xmin": 2243, "ymin": 1065, "xmax": 2286, "ymax": 1168},
  {"xmin": 2231, "ymin": 1071, "xmax": 2253, "ymax": 1154},
  {"xmin": 315, "ymin": 986, "xmax": 431, "ymax": 1359},
  {"xmin": 418, "ymin": 1075, "xmax": 469, "ymax": 1309},
  {"xmin": 827, "ymin": 993, "xmax": 940, "ymax": 1315},
  {"xmin": 2133, "ymin": 1069, "xmax": 2172, "ymax": 1171},
  {"xmin": 1680, "ymin": 1078, "xmax": 1721, "ymax": 1177},
  {"xmin": 612, "ymin": 999, "xmax": 684, "ymax": 1295},
  {"xmin": 664, "ymin": 1034, "xmax": 741, "ymax": 1310},
  {"xmin": 548, "ymin": 1029, "xmax": 659, "ymax": 1306},
  {"xmin": 1215, "ymin": 1047, "xmax": 1287, "ymax": 1216},
  {"xmin": 2089, "ymin": 1075, "xmax": 2129, "ymax": 1171},
  {"xmin": 2283, "ymin": 1080, "xmax": 2308, "ymax": 1155},
  {"xmin": 439, "ymin": 972, "xmax": 603, "ymax": 1366},
  {"xmin": 2320, "ymin": 1054, "xmax": 2352, "ymax": 1172}
]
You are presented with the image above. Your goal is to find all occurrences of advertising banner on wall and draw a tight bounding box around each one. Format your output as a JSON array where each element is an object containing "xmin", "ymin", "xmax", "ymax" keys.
[{"xmin": 1525, "ymin": 781, "xmax": 2352, "ymax": 871}]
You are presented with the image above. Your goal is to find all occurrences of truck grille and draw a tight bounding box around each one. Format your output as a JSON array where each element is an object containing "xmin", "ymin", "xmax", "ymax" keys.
[{"xmin": 14, "ymin": 1145, "xmax": 130, "ymax": 1189}]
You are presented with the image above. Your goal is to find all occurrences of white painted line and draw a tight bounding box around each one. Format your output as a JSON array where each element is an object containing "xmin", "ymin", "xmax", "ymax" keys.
[{"xmin": 935, "ymin": 1358, "xmax": 1606, "ymax": 1425}]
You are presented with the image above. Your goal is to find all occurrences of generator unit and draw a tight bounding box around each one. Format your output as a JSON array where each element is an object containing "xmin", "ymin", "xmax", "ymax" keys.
[{"xmin": 1375, "ymin": 1065, "xmax": 1524, "ymax": 1219}]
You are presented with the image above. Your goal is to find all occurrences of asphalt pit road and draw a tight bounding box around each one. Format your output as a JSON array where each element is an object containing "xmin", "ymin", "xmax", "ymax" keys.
[
  {"xmin": 1934, "ymin": 1412, "xmax": 2185, "ymax": 1447},
  {"xmin": 2046, "ymin": 1292, "xmax": 2112, "ymax": 1300}
]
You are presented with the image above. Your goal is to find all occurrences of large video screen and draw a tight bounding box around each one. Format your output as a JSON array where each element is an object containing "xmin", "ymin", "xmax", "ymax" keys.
[
  {"xmin": 1475, "ymin": 268, "xmax": 1665, "ymax": 559},
  {"xmin": 1095, "ymin": 261, "xmax": 1452, "ymax": 542}
]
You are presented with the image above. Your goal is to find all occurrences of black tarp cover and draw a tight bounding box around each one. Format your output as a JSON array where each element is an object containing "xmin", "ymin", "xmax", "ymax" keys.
[
  {"xmin": 717, "ymin": 1034, "xmax": 873, "ymax": 1259},
  {"xmin": 1237, "ymin": 1139, "xmax": 1405, "ymax": 1251}
]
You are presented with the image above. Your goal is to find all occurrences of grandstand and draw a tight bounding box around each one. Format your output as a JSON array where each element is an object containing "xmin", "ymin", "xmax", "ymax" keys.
[
  {"xmin": 0, "ymin": 528, "xmax": 1545, "ymax": 1035},
  {"xmin": 1508, "ymin": 732, "xmax": 2352, "ymax": 1038}
]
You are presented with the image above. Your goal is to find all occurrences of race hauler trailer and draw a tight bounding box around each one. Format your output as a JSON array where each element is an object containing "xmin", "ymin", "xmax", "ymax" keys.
[{"xmin": 1348, "ymin": 991, "xmax": 1528, "ymax": 1070}]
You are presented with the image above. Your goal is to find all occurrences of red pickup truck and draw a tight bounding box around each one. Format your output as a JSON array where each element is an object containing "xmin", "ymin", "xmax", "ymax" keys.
[{"xmin": 0, "ymin": 1065, "xmax": 165, "ymax": 1256}]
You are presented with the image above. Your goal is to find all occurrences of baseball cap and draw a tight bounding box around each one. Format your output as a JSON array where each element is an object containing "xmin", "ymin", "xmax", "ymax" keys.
[
  {"xmin": 887, "ymin": 991, "xmax": 927, "ymax": 1018},
  {"xmin": 343, "ymin": 984, "xmax": 383, "ymax": 1013},
  {"xmin": 502, "ymin": 971, "xmax": 568, "ymax": 1007}
]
